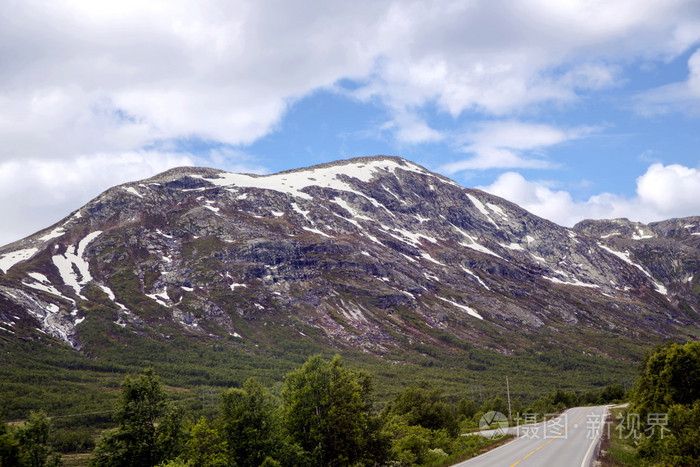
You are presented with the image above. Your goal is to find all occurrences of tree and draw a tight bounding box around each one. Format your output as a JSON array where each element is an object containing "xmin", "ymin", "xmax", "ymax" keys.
[
  {"xmin": 91, "ymin": 369, "xmax": 183, "ymax": 467},
  {"xmin": 15, "ymin": 411, "xmax": 62, "ymax": 467},
  {"xmin": 385, "ymin": 385, "xmax": 458, "ymax": 436},
  {"xmin": 181, "ymin": 417, "xmax": 227, "ymax": 467},
  {"xmin": 281, "ymin": 355, "xmax": 387, "ymax": 466},
  {"xmin": 457, "ymin": 398, "xmax": 478, "ymax": 420},
  {"xmin": 220, "ymin": 378, "xmax": 279, "ymax": 466},
  {"xmin": 0, "ymin": 420, "xmax": 22, "ymax": 466},
  {"xmin": 633, "ymin": 341, "xmax": 700, "ymax": 416},
  {"xmin": 631, "ymin": 341, "xmax": 700, "ymax": 466}
]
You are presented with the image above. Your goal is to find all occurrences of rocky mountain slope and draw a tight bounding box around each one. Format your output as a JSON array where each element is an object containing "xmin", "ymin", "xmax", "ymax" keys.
[{"xmin": 0, "ymin": 156, "xmax": 698, "ymax": 356}]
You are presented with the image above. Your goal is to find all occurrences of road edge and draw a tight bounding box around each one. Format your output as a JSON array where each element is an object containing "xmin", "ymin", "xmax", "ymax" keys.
[{"xmin": 580, "ymin": 405, "xmax": 610, "ymax": 467}]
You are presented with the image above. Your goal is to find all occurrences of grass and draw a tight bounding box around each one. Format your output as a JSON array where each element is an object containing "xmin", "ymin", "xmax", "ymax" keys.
[
  {"xmin": 598, "ymin": 406, "xmax": 649, "ymax": 467},
  {"xmin": 426, "ymin": 434, "xmax": 515, "ymax": 467}
]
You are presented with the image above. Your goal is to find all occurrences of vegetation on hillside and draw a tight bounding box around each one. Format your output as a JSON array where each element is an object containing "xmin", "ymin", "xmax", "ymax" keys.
[
  {"xmin": 1, "ymin": 352, "xmax": 632, "ymax": 467},
  {"xmin": 599, "ymin": 340, "xmax": 700, "ymax": 466}
]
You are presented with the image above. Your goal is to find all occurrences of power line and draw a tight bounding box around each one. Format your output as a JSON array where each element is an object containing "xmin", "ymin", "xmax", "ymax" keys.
[
  {"xmin": 38, "ymin": 395, "xmax": 204, "ymax": 421},
  {"xmin": 49, "ymin": 409, "xmax": 114, "ymax": 420}
]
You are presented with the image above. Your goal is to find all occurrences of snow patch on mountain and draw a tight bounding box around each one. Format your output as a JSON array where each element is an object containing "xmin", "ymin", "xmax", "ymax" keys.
[
  {"xmin": 123, "ymin": 186, "xmax": 144, "ymax": 198},
  {"xmin": 542, "ymin": 276, "xmax": 600, "ymax": 288},
  {"xmin": 437, "ymin": 296, "xmax": 483, "ymax": 319},
  {"xmin": 98, "ymin": 284, "xmax": 129, "ymax": 311},
  {"xmin": 52, "ymin": 231, "xmax": 102, "ymax": 298},
  {"xmin": 23, "ymin": 272, "xmax": 75, "ymax": 303},
  {"xmin": 302, "ymin": 227, "xmax": 332, "ymax": 238},
  {"xmin": 146, "ymin": 288, "xmax": 170, "ymax": 307},
  {"xmin": 0, "ymin": 248, "xmax": 38, "ymax": 273},
  {"xmin": 195, "ymin": 159, "xmax": 433, "ymax": 202},
  {"xmin": 598, "ymin": 243, "xmax": 667, "ymax": 295},
  {"xmin": 466, "ymin": 194, "xmax": 499, "ymax": 229},
  {"xmin": 39, "ymin": 227, "xmax": 66, "ymax": 242},
  {"xmin": 461, "ymin": 266, "xmax": 490, "ymax": 290},
  {"xmin": 449, "ymin": 225, "xmax": 502, "ymax": 258}
]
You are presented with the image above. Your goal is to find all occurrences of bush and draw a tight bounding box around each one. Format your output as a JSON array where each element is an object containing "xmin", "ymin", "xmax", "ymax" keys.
[{"xmin": 50, "ymin": 428, "xmax": 95, "ymax": 453}]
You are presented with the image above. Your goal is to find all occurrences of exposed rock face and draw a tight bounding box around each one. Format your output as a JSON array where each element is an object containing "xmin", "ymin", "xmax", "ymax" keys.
[{"xmin": 0, "ymin": 156, "xmax": 698, "ymax": 353}]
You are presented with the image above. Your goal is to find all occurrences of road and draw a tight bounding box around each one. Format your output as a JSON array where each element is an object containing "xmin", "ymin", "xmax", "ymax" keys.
[{"xmin": 454, "ymin": 405, "xmax": 608, "ymax": 467}]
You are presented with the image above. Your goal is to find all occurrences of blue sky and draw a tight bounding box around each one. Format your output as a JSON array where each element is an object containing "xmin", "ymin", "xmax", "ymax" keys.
[{"xmin": 1, "ymin": 0, "xmax": 700, "ymax": 245}]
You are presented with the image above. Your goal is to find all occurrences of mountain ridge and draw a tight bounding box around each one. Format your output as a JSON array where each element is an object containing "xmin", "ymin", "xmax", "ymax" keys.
[{"xmin": 0, "ymin": 155, "xmax": 698, "ymax": 357}]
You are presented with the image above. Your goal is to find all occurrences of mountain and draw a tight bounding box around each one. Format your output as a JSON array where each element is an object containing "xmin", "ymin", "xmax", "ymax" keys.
[{"xmin": 1, "ymin": 156, "xmax": 698, "ymax": 359}]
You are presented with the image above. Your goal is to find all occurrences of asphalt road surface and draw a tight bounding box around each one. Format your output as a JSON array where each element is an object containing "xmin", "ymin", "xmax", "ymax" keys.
[{"xmin": 454, "ymin": 405, "xmax": 608, "ymax": 467}]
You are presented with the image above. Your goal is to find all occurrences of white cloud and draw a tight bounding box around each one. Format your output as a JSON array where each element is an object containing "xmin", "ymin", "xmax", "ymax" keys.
[
  {"xmin": 0, "ymin": 1, "xmax": 385, "ymax": 160},
  {"xmin": 480, "ymin": 162, "xmax": 700, "ymax": 226},
  {"xmin": 633, "ymin": 48, "xmax": 700, "ymax": 115},
  {"xmin": 687, "ymin": 49, "xmax": 700, "ymax": 96},
  {"xmin": 1, "ymin": 0, "xmax": 699, "ymax": 153},
  {"xmin": 440, "ymin": 121, "xmax": 595, "ymax": 172},
  {"xmin": 0, "ymin": 149, "xmax": 267, "ymax": 246},
  {"xmin": 381, "ymin": 113, "xmax": 444, "ymax": 144},
  {"xmin": 636, "ymin": 162, "xmax": 700, "ymax": 214},
  {"xmin": 355, "ymin": 0, "xmax": 700, "ymax": 137}
]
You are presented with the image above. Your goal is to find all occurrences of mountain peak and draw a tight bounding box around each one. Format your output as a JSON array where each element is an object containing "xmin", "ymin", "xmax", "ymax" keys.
[{"xmin": 0, "ymin": 156, "xmax": 697, "ymax": 355}]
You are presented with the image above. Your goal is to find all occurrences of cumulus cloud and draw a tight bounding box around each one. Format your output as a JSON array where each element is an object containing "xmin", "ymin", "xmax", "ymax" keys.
[
  {"xmin": 636, "ymin": 162, "xmax": 700, "ymax": 214},
  {"xmin": 480, "ymin": 162, "xmax": 700, "ymax": 226},
  {"xmin": 381, "ymin": 113, "xmax": 444, "ymax": 144},
  {"xmin": 440, "ymin": 121, "xmax": 596, "ymax": 172}
]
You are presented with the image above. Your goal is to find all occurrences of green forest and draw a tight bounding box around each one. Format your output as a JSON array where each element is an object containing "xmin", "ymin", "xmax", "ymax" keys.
[
  {"xmin": 2, "ymin": 319, "xmax": 698, "ymax": 467},
  {"xmin": 2, "ymin": 353, "xmax": 633, "ymax": 467}
]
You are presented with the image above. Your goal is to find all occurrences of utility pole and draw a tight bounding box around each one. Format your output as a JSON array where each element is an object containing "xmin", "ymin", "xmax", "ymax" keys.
[{"xmin": 506, "ymin": 376, "xmax": 512, "ymax": 424}]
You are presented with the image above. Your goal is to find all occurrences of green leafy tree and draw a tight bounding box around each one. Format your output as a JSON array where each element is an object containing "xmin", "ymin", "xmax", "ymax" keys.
[
  {"xmin": 385, "ymin": 385, "xmax": 458, "ymax": 436},
  {"xmin": 281, "ymin": 355, "xmax": 387, "ymax": 466},
  {"xmin": 457, "ymin": 398, "xmax": 478, "ymax": 421},
  {"xmin": 656, "ymin": 401, "xmax": 700, "ymax": 465},
  {"xmin": 91, "ymin": 369, "xmax": 183, "ymax": 467},
  {"xmin": 631, "ymin": 341, "xmax": 700, "ymax": 466},
  {"xmin": 0, "ymin": 420, "xmax": 22, "ymax": 466},
  {"xmin": 599, "ymin": 384, "xmax": 625, "ymax": 403},
  {"xmin": 15, "ymin": 411, "xmax": 62, "ymax": 467},
  {"xmin": 387, "ymin": 421, "xmax": 431, "ymax": 466},
  {"xmin": 633, "ymin": 341, "xmax": 700, "ymax": 416},
  {"xmin": 181, "ymin": 417, "xmax": 227, "ymax": 467},
  {"xmin": 220, "ymin": 378, "xmax": 279, "ymax": 466},
  {"xmin": 483, "ymin": 396, "xmax": 509, "ymax": 416}
]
